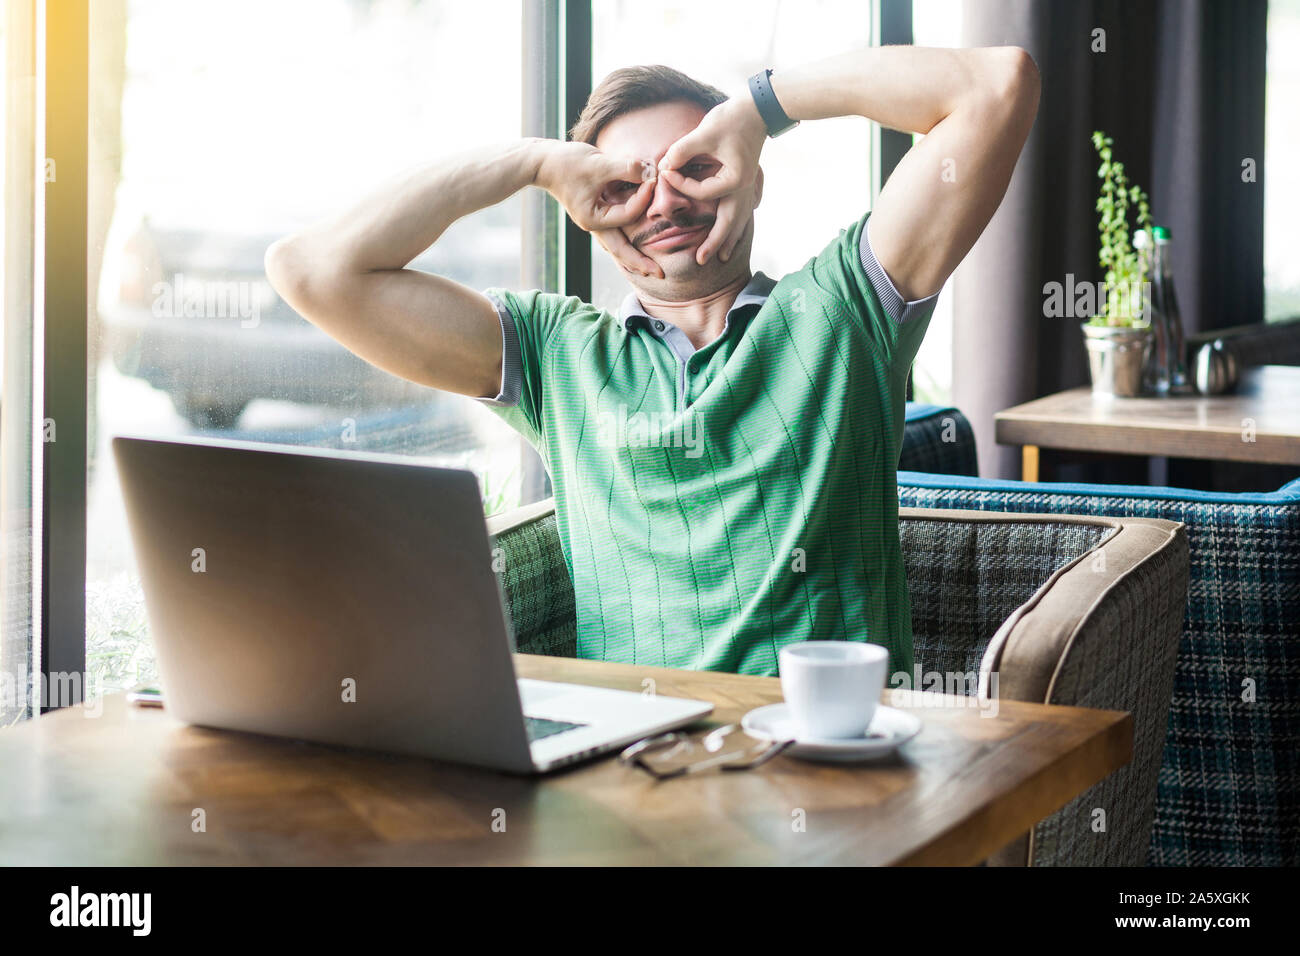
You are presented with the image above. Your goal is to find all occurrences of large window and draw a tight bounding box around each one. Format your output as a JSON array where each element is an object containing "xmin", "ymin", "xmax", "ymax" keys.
[
  {"xmin": 2, "ymin": 0, "xmax": 36, "ymax": 723},
  {"xmin": 86, "ymin": 0, "xmax": 526, "ymax": 695},
  {"xmin": 588, "ymin": 0, "xmax": 875, "ymax": 311},
  {"xmin": 19, "ymin": 0, "xmax": 908, "ymax": 711}
]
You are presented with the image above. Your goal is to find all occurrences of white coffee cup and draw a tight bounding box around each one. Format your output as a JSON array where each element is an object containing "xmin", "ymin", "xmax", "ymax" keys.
[{"xmin": 778, "ymin": 641, "xmax": 889, "ymax": 739}]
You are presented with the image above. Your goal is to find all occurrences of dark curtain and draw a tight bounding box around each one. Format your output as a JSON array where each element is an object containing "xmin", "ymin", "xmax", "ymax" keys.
[{"xmin": 954, "ymin": 0, "xmax": 1267, "ymax": 479}]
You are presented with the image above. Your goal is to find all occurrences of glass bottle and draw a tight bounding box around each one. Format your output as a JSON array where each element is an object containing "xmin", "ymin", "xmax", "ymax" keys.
[
  {"xmin": 1149, "ymin": 226, "xmax": 1190, "ymax": 393},
  {"xmin": 1135, "ymin": 228, "xmax": 1167, "ymax": 393}
]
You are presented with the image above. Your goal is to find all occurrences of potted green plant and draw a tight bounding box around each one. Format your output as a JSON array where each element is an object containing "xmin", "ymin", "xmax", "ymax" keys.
[{"xmin": 1083, "ymin": 131, "xmax": 1154, "ymax": 396}]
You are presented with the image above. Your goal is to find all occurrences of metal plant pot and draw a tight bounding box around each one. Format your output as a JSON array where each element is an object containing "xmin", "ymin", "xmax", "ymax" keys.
[{"xmin": 1081, "ymin": 323, "xmax": 1152, "ymax": 397}]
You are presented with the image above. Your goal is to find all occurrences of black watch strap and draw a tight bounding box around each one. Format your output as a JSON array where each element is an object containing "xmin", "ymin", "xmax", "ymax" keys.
[{"xmin": 748, "ymin": 68, "xmax": 799, "ymax": 137}]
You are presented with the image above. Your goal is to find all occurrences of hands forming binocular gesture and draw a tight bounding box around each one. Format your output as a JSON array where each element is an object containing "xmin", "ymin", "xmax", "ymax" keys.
[{"xmin": 535, "ymin": 96, "xmax": 768, "ymax": 280}]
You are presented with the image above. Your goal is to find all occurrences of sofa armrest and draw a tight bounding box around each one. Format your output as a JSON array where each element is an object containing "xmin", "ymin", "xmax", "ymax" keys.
[
  {"xmin": 486, "ymin": 496, "xmax": 560, "ymax": 538},
  {"xmin": 971, "ymin": 514, "xmax": 1189, "ymax": 867},
  {"xmin": 900, "ymin": 506, "xmax": 1188, "ymax": 866},
  {"xmin": 982, "ymin": 517, "xmax": 1187, "ymax": 703},
  {"xmin": 487, "ymin": 498, "xmax": 576, "ymax": 658}
]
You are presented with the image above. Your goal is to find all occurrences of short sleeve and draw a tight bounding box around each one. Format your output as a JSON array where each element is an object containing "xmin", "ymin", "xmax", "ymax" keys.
[
  {"xmin": 475, "ymin": 287, "xmax": 582, "ymax": 449},
  {"xmin": 807, "ymin": 211, "xmax": 941, "ymax": 372},
  {"xmin": 479, "ymin": 291, "xmax": 523, "ymax": 408}
]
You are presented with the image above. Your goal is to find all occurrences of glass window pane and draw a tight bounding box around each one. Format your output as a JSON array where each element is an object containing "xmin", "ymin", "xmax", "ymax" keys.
[
  {"xmin": 2, "ymin": 0, "xmax": 37, "ymax": 724},
  {"xmin": 87, "ymin": 0, "xmax": 525, "ymax": 696},
  {"xmin": 909, "ymin": 0, "xmax": 961, "ymax": 404},
  {"xmin": 588, "ymin": 0, "xmax": 873, "ymax": 311}
]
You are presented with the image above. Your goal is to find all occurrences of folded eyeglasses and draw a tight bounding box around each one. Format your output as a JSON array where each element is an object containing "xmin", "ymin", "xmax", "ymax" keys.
[{"xmin": 618, "ymin": 723, "xmax": 792, "ymax": 780}]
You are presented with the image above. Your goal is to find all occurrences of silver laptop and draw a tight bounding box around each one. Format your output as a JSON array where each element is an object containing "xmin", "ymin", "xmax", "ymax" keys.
[{"xmin": 112, "ymin": 434, "xmax": 712, "ymax": 773}]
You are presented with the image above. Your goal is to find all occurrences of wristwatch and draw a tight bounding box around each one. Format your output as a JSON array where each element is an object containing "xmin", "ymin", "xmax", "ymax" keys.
[{"xmin": 747, "ymin": 68, "xmax": 799, "ymax": 137}]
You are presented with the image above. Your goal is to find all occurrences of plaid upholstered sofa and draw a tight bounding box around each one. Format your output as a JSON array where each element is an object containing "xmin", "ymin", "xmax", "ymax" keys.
[
  {"xmin": 899, "ymin": 402, "xmax": 979, "ymax": 476},
  {"xmin": 487, "ymin": 495, "xmax": 1189, "ymax": 867},
  {"xmin": 898, "ymin": 467, "xmax": 1300, "ymax": 866}
]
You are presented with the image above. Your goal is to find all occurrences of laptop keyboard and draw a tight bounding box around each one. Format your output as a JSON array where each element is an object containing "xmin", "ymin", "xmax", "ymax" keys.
[{"xmin": 524, "ymin": 715, "xmax": 587, "ymax": 742}]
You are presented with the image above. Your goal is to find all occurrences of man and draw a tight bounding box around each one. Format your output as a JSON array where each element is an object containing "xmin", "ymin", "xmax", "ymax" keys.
[{"xmin": 265, "ymin": 45, "xmax": 1039, "ymax": 678}]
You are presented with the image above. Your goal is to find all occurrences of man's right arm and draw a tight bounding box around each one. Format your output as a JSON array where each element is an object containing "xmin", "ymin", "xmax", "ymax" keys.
[{"xmin": 264, "ymin": 139, "xmax": 655, "ymax": 400}]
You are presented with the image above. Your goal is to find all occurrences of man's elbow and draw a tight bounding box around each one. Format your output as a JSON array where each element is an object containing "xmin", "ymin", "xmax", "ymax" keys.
[
  {"xmin": 990, "ymin": 46, "xmax": 1040, "ymax": 119},
  {"xmin": 264, "ymin": 235, "xmax": 335, "ymax": 319},
  {"xmin": 264, "ymin": 236, "xmax": 304, "ymax": 304}
]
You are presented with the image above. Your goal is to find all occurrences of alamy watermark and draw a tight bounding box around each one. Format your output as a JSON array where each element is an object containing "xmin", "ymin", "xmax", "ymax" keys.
[
  {"xmin": 49, "ymin": 886, "xmax": 151, "ymax": 936},
  {"xmin": 152, "ymin": 272, "xmax": 263, "ymax": 328},
  {"xmin": 888, "ymin": 666, "xmax": 1000, "ymax": 717},
  {"xmin": 1, "ymin": 668, "xmax": 103, "ymax": 717},
  {"xmin": 596, "ymin": 402, "xmax": 703, "ymax": 458},
  {"xmin": 1042, "ymin": 273, "xmax": 1149, "ymax": 322}
]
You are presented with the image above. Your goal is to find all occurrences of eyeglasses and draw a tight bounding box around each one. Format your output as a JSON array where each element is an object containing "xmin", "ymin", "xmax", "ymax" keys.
[{"xmin": 618, "ymin": 723, "xmax": 792, "ymax": 780}]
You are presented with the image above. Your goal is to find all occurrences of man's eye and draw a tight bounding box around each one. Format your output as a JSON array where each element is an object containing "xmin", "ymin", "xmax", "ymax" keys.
[
  {"xmin": 610, "ymin": 182, "xmax": 637, "ymax": 196},
  {"xmin": 682, "ymin": 162, "xmax": 713, "ymax": 179}
]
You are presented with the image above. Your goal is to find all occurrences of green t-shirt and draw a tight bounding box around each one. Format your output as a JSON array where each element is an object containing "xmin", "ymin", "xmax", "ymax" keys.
[{"xmin": 482, "ymin": 211, "xmax": 936, "ymax": 678}]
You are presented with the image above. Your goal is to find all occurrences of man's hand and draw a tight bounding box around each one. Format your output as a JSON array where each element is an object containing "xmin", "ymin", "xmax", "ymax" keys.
[
  {"xmin": 535, "ymin": 141, "xmax": 664, "ymax": 278},
  {"xmin": 656, "ymin": 96, "xmax": 767, "ymax": 265}
]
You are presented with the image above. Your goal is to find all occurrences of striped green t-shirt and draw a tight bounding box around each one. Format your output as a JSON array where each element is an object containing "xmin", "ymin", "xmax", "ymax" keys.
[{"xmin": 480, "ymin": 211, "xmax": 936, "ymax": 677}]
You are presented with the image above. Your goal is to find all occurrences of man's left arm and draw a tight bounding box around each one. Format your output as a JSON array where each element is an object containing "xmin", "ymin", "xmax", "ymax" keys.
[{"xmin": 658, "ymin": 45, "xmax": 1040, "ymax": 300}]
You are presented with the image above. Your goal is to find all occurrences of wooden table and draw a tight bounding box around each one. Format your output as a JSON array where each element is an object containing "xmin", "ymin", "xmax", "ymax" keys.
[
  {"xmin": 996, "ymin": 364, "xmax": 1300, "ymax": 481},
  {"xmin": 0, "ymin": 655, "xmax": 1131, "ymax": 866}
]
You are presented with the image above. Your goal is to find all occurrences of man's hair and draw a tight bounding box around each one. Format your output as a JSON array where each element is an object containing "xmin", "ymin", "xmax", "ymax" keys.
[{"xmin": 569, "ymin": 64, "xmax": 727, "ymax": 145}]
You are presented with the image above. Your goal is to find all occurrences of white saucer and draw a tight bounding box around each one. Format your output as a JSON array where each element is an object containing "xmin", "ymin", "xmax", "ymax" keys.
[{"xmin": 741, "ymin": 703, "xmax": 922, "ymax": 763}]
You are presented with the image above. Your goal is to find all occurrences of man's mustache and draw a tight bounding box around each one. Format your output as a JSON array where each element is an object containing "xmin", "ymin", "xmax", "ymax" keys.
[{"xmin": 630, "ymin": 214, "xmax": 715, "ymax": 249}]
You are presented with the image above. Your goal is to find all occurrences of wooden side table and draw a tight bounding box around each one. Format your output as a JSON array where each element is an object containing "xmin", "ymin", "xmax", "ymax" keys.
[{"xmin": 995, "ymin": 365, "xmax": 1300, "ymax": 481}]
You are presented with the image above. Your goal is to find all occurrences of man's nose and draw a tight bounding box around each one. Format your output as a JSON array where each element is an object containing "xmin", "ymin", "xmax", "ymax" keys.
[{"xmin": 645, "ymin": 174, "xmax": 692, "ymax": 220}]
